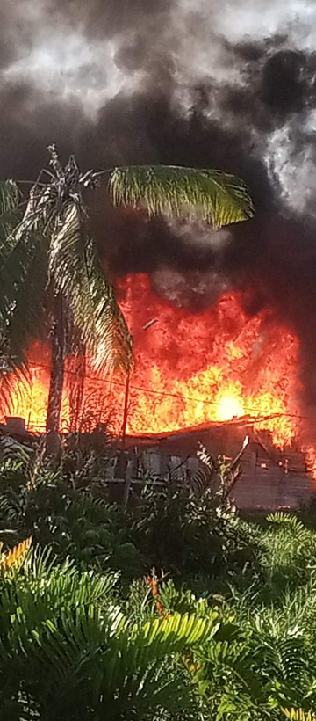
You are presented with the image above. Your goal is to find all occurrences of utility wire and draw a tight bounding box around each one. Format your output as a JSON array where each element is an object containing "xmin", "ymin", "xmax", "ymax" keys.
[{"xmin": 16, "ymin": 361, "xmax": 312, "ymax": 423}]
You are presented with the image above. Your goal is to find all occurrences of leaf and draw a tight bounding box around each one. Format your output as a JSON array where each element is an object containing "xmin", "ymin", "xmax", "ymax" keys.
[
  {"xmin": 0, "ymin": 179, "xmax": 20, "ymax": 251},
  {"xmin": 2, "ymin": 243, "xmax": 48, "ymax": 363},
  {"xmin": 266, "ymin": 513, "xmax": 305, "ymax": 533},
  {"xmin": 49, "ymin": 202, "xmax": 132, "ymax": 371},
  {"xmin": 283, "ymin": 710, "xmax": 316, "ymax": 721},
  {"xmin": 0, "ymin": 536, "xmax": 32, "ymax": 571},
  {"xmin": 109, "ymin": 165, "xmax": 254, "ymax": 229}
]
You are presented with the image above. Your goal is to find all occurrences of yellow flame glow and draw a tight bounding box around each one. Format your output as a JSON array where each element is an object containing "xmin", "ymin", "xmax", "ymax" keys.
[{"xmin": 216, "ymin": 393, "xmax": 244, "ymax": 421}]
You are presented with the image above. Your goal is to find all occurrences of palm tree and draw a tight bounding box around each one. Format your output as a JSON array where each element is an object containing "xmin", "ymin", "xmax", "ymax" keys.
[{"xmin": 0, "ymin": 145, "xmax": 254, "ymax": 433}]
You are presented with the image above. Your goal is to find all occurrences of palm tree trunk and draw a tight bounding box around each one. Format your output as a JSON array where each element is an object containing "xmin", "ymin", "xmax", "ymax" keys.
[{"xmin": 46, "ymin": 293, "xmax": 65, "ymax": 434}]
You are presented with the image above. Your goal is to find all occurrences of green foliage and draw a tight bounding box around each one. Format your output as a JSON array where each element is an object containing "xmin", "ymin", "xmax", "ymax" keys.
[
  {"xmin": 110, "ymin": 165, "xmax": 254, "ymax": 228},
  {"xmin": 0, "ymin": 549, "xmax": 217, "ymax": 720},
  {"xmin": 49, "ymin": 202, "xmax": 132, "ymax": 371},
  {"xmin": 261, "ymin": 513, "xmax": 316, "ymax": 592},
  {"xmin": 0, "ymin": 476, "xmax": 143, "ymax": 581},
  {"xmin": 122, "ymin": 572, "xmax": 316, "ymax": 720},
  {"xmin": 2, "ymin": 449, "xmax": 316, "ymax": 719},
  {"xmin": 190, "ymin": 588, "xmax": 316, "ymax": 720},
  {"xmin": 0, "ymin": 439, "xmax": 143, "ymax": 580},
  {"xmin": 131, "ymin": 481, "xmax": 260, "ymax": 587},
  {"xmin": 284, "ymin": 711, "xmax": 316, "ymax": 721}
]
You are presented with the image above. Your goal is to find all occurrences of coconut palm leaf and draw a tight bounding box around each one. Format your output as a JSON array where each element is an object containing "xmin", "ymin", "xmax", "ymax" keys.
[
  {"xmin": 0, "ymin": 180, "xmax": 20, "ymax": 249},
  {"xmin": 49, "ymin": 202, "xmax": 132, "ymax": 371},
  {"xmin": 0, "ymin": 180, "xmax": 21, "ymax": 316},
  {"xmin": 0, "ymin": 180, "xmax": 31, "ymax": 409},
  {"xmin": 0, "ymin": 366, "xmax": 30, "ymax": 420},
  {"xmin": 109, "ymin": 165, "xmax": 254, "ymax": 228},
  {"xmin": 1, "ymin": 243, "xmax": 48, "ymax": 358},
  {"xmin": 0, "ymin": 231, "xmax": 48, "ymax": 416},
  {"xmin": 0, "ymin": 181, "xmax": 47, "ymax": 331}
]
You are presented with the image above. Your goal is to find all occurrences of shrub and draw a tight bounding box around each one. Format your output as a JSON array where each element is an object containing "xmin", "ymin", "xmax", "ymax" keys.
[
  {"xmin": 0, "ymin": 548, "xmax": 217, "ymax": 721},
  {"xmin": 130, "ymin": 481, "xmax": 261, "ymax": 588}
]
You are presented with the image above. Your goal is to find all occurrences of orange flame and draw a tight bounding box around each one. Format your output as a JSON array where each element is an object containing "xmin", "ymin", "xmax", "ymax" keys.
[{"xmin": 0, "ymin": 273, "xmax": 307, "ymax": 452}]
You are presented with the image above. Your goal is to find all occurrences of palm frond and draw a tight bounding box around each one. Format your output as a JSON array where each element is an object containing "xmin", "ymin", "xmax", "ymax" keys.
[
  {"xmin": 284, "ymin": 710, "xmax": 316, "ymax": 721},
  {"xmin": 266, "ymin": 513, "xmax": 305, "ymax": 533},
  {"xmin": 109, "ymin": 165, "xmax": 254, "ymax": 228},
  {"xmin": 49, "ymin": 202, "xmax": 132, "ymax": 371},
  {"xmin": 0, "ymin": 366, "xmax": 30, "ymax": 418},
  {"xmin": 0, "ymin": 235, "xmax": 48, "ymax": 415},
  {"xmin": 2, "ymin": 245, "xmax": 48, "ymax": 360},
  {"xmin": 0, "ymin": 549, "xmax": 206, "ymax": 717},
  {"xmin": 0, "ymin": 180, "xmax": 20, "ymax": 249}
]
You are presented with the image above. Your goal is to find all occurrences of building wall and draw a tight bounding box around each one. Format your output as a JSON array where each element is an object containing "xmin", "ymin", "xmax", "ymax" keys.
[
  {"xmin": 232, "ymin": 450, "xmax": 315, "ymax": 510},
  {"xmin": 126, "ymin": 439, "xmax": 316, "ymax": 510}
]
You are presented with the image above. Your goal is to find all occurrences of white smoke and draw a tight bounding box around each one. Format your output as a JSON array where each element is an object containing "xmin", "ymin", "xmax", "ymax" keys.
[
  {"xmin": 4, "ymin": 0, "xmax": 316, "ymax": 109},
  {"xmin": 3, "ymin": 36, "xmax": 141, "ymax": 118},
  {"xmin": 167, "ymin": 219, "xmax": 232, "ymax": 250},
  {"xmin": 176, "ymin": 0, "xmax": 316, "ymax": 48},
  {"xmin": 266, "ymin": 114, "xmax": 316, "ymax": 219}
]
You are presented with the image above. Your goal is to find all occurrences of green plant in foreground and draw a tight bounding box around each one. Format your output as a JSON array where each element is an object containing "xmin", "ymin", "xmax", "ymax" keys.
[
  {"xmin": 131, "ymin": 480, "xmax": 260, "ymax": 587},
  {"xmin": 284, "ymin": 710, "xmax": 316, "ymax": 720},
  {"xmin": 2, "ymin": 457, "xmax": 316, "ymax": 720},
  {"xmin": 0, "ymin": 548, "xmax": 218, "ymax": 721}
]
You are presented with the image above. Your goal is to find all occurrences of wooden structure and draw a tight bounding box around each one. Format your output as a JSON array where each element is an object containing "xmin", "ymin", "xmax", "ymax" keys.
[
  {"xmin": 1, "ymin": 416, "xmax": 315, "ymax": 510},
  {"xmin": 121, "ymin": 423, "xmax": 315, "ymax": 510}
]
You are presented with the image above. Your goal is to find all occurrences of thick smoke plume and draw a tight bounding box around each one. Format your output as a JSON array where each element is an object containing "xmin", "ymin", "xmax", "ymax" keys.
[{"xmin": 1, "ymin": 0, "xmax": 316, "ymax": 428}]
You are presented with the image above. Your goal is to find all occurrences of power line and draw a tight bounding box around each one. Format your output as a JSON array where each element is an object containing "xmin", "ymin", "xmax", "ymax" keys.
[{"xmin": 10, "ymin": 360, "xmax": 313, "ymax": 423}]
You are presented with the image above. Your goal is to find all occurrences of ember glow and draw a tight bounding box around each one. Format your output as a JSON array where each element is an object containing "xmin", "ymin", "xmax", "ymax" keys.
[{"xmin": 0, "ymin": 273, "xmax": 304, "ymax": 449}]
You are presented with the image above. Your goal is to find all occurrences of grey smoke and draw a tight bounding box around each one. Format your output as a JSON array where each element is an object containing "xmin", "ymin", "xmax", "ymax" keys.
[{"xmin": 152, "ymin": 268, "xmax": 228, "ymax": 309}]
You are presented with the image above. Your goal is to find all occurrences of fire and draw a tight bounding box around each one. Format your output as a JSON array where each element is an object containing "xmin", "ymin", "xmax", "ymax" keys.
[
  {"xmin": 4, "ymin": 366, "xmax": 70, "ymax": 433},
  {"xmin": 0, "ymin": 273, "xmax": 307, "ymax": 451},
  {"xmin": 117, "ymin": 275, "xmax": 300, "ymax": 448},
  {"xmin": 216, "ymin": 393, "xmax": 244, "ymax": 421}
]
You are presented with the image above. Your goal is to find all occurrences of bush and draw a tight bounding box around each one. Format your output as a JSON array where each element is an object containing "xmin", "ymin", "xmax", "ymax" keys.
[
  {"xmin": 130, "ymin": 481, "xmax": 261, "ymax": 589},
  {"xmin": 0, "ymin": 465, "xmax": 143, "ymax": 582},
  {"xmin": 2, "ymin": 441, "xmax": 316, "ymax": 718},
  {"xmin": 0, "ymin": 548, "xmax": 217, "ymax": 721}
]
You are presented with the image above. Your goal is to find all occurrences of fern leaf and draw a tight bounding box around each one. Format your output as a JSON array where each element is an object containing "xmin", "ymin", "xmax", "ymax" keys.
[{"xmin": 267, "ymin": 513, "xmax": 305, "ymax": 533}]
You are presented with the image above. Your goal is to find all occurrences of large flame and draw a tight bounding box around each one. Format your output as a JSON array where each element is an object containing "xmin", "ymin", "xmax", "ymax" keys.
[{"xmin": 0, "ymin": 273, "xmax": 306, "ymax": 449}]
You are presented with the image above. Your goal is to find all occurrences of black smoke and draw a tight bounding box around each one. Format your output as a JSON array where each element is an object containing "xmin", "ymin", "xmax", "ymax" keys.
[{"xmin": 1, "ymin": 0, "xmax": 316, "ymax": 428}]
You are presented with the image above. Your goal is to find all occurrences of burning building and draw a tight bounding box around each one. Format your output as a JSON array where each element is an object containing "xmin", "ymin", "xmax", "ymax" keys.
[
  {"xmin": 1, "ymin": 2, "xmax": 316, "ymax": 508},
  {"xmin": 1, "ymin": 272, "xmax": 316, "ymax": 509}
]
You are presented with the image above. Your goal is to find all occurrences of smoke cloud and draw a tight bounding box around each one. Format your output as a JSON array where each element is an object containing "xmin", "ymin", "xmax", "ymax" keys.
[{"xmin": 1, "ymin": 0, "xmax": 316, "ymax": 423}]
